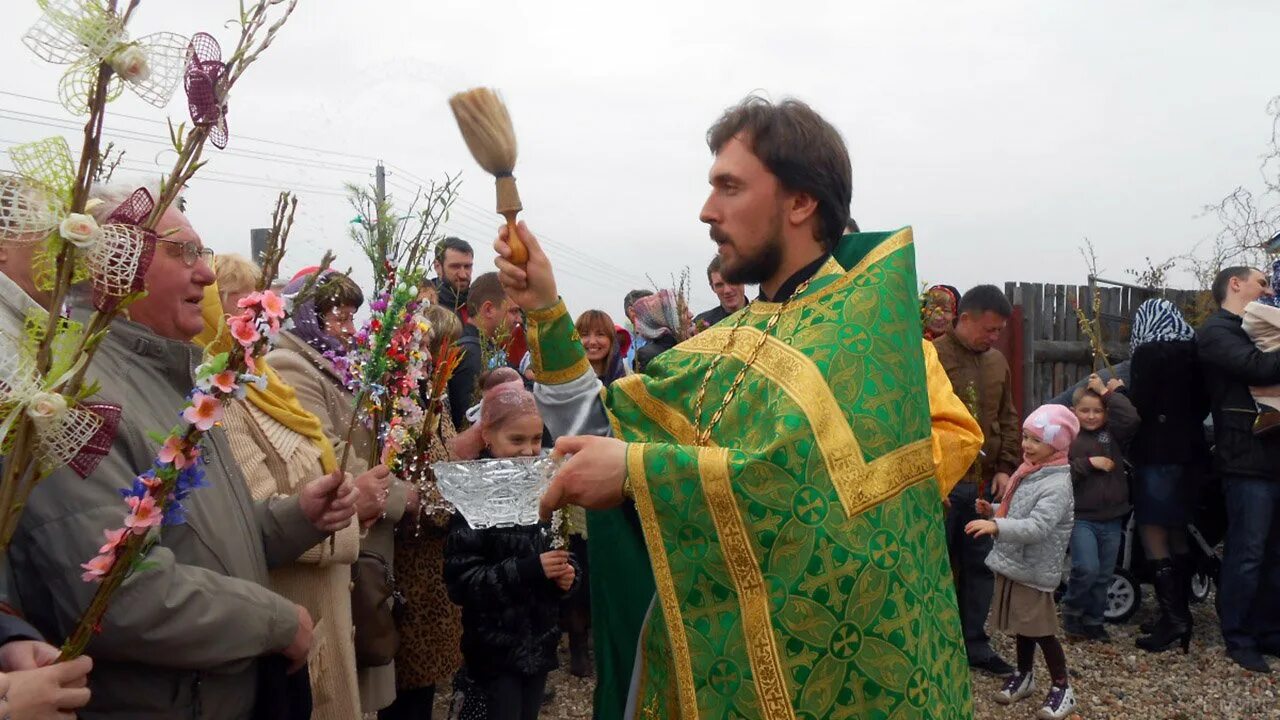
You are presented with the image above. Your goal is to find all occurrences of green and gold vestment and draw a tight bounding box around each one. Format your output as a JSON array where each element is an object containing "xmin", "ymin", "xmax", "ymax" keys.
[{"xmin": 529, "ymin": 229, "xmax": 973, "ymax": 719}]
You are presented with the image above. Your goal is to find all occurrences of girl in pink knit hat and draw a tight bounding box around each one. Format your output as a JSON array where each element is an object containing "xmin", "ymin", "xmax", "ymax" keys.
[{"xmin": 967, "ymin": 404, "xmax": 1080, "ymax": 719}]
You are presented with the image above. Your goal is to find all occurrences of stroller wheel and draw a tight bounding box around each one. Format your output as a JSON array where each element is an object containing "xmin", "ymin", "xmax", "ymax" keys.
[
  {"xmin": 1189, "ymin": 572, "xmax": 1212, "ymax": 604},
  {"xmin": 1105, "ymin": 569, "xmax": 1141, "ymax": 622}
]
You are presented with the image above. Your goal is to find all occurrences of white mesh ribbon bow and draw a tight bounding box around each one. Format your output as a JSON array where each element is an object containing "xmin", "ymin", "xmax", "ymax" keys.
[
  {"xmin": 0, "ymin": 137, "xmax": 75, "ymax": 246},
  {"xmin": 0, "ymin": 140, "xmax": 155, "ymax": 311},
  {"xmin": 22, "ymin": 0, "xmax": 188, "ymax": 114},
  {"xmin": 0, "ymin": 353, "xmax": 119, "ymax": 477}
]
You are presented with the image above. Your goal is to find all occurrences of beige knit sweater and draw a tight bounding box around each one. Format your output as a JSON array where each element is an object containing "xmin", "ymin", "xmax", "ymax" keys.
[{"xmin": 221, "ymin": 400, "xmax": 363, "ymax": 720}]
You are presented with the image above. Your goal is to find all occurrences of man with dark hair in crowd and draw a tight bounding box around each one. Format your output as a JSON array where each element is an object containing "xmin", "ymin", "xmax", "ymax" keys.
[
  {"xmin": 1198, "ymin": 265, "xmax": 1280, "ymax": 672},
  {"xmin": 432, "ymin": 236, "xmax": 474, "ymax": 321},
  {"xmin": 447, "ymin": 271, "xmax": 514, "ymax": 429},
  {"xmin": 933, "ymin": 284, "xmax": 1021, "ymax": 675},
  {"xmin": 692, "ymin": 256, "xmax": 746, "ymax": 330},
  {"xmin": 621, "ymin": 289, "xmax": 652, "ymax": 370}
]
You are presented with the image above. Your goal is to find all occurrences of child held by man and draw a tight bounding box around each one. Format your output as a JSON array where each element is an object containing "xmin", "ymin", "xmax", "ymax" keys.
[
  {"xmin": 968, "ymin": 404, "xmax": 1079, "ymax": 719},
  {"xmin": 443, "ymin": 382, "xmax": 579, "ymax": 720},
  {"xmin": 1062, "ymin": 374, "xmax": 1139, "ymax": 640}
]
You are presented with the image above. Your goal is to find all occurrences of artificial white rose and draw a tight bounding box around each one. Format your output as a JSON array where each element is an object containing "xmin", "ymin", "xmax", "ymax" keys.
[
  {"xmin": 58, "ymin": 213, "xmax": 99, "ymax": 248},
  {"xmin": 26, "ymin": 392, "xmax": 68, "ymax": 424},
  {"xmin": 109, "ymin": 45, "xmax": 150, "ymax": 83}
]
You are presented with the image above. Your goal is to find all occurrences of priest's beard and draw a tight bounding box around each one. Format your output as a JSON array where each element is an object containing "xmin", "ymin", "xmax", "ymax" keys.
[{"xmin": 714, "ymin": 213, "xmax": 784, "ymax": 286}]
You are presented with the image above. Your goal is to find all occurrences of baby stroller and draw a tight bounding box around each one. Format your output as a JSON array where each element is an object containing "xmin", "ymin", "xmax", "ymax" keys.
[{"xmin": 1102, "ymin": 463, "xmax": 1225, "ymax": 623}]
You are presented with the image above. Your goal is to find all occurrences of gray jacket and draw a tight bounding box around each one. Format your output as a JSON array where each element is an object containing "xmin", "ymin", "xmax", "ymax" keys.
[
  {"xmin": 985, "ymin": 465, "xmax": 1075, "ymax": 593},
  {"xmin": 8, "ymin": 317, "xmax": 324, "ymax": 719}
]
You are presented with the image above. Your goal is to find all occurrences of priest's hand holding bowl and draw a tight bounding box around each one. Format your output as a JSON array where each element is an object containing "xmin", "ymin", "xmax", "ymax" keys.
[{"xmin": 539, "ymin": 435, "xmax": 628, "ymax": 521}]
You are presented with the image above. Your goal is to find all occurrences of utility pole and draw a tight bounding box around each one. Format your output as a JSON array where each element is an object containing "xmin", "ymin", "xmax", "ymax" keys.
[{"xmin": 374, "ymin": 160, "xmax": 386, "ymax": 239}]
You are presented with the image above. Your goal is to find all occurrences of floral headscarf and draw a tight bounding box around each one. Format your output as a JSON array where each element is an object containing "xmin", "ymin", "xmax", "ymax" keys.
[{"xmin": 632, "ymin": 289, "xmax": 688, "ymax": 341}]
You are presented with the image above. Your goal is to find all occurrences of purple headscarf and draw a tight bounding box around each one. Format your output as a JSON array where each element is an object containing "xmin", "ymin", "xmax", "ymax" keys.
[{"xmin": 282, "ymin": 270, "xmax": 346, "ymax": 356}]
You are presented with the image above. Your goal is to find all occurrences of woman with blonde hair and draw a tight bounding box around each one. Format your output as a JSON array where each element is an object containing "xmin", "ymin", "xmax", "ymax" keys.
[{"xmin": 198, "ymin": 254, "xmax": 369, "ymax": 719}]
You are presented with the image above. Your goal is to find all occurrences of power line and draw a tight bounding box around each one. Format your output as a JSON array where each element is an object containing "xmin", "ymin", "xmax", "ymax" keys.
[
  {"xmin": 0, "ymin": 89, "xmax": 381, "ymax": 165},
  {"xmin": 0, "ymin": 95, "xmax": 648, "ymax": 292},
  {"xmin": 0, "ymin": 108, "xmax": 371, "ymax": 174},
  {"xmin": 386, "ymin": 161, "xmax": 649, "ymax": 283}
]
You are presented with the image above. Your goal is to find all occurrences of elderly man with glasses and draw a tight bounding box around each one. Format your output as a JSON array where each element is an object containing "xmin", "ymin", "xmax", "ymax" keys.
[{"xmin": 5, "ymin": 183, "xmax": 359, "ymax": 718}]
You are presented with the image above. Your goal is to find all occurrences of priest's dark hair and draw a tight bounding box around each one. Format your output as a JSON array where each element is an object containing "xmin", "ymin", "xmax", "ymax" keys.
[
  {"xmin": 958, "ymin": 285, "xmax": 1013, "ymax": 319},
  {"xmin": 707, "ymin": 95, "xmax": 852, "ymax": 249}
]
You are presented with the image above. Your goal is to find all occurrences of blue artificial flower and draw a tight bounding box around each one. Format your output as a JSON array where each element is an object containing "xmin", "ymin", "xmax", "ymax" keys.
[
  {"xmin": 174, "ymin": 462, "xmax": 208, "ymax": 501},
  {"xmin": 162, "ymin": 497, "xmax": 187, "ymax": 526},
  {"xmin": 119, "ymin": 471, "xmax": 156, "ymax": 501}
]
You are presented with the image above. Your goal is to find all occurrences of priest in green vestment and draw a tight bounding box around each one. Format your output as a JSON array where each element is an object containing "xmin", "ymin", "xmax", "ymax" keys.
[{"xmin": 497, "ymin": 96, "xmax": 982, "ymax": 720}]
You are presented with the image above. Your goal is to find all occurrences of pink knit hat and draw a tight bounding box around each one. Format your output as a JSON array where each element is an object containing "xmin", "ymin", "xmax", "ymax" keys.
[{"xmin": 1023, "ymin": 404, "xmax": 1080, "ymax": 453}]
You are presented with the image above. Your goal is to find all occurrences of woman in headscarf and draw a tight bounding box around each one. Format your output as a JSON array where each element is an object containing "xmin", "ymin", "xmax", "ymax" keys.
[
  {"xmin": 198, "ymin": 254, "xmax": 367, "ymax": 720},
  {"xmin": 922, "ymin": 284, "xmax": 960, "ymax": 341},
  {"xmin": 630, "ymin": 289, "xmax": 690, "ymax": 373},
  {"xmin": 382, "ymin": 303, "xmax": 465, "ymax": 720},
  {"xmin": 266, "ymin": 269, "xmax": 411, "ymax": 715},
  {"xmin": 1128, "ymin": 298, "xmax": 1210, "ymax": 654}
]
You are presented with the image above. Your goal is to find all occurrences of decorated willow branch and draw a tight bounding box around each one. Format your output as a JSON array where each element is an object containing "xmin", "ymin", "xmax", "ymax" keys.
[
  {"xmin": 60, "ymin": 193, "xmax": 299, "ymax": 661},
  {"xmin": 0, "ymin": 0, "xmax": 299, "ymax": 553},
  {"xmin": 337, "ymin": 274, "xmax": 424, "ymax": 472}
]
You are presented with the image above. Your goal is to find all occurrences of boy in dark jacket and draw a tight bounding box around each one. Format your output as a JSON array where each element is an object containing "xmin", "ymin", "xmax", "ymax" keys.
[{"xmin": 1062, "ymin": 375, "xmax": 1139, "ymax": 640}]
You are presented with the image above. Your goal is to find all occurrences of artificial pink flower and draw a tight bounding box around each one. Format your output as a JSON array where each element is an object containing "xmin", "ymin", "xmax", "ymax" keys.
[
  {"xmin": 182, "ymin": 392, "xmax": 222, "ymax": 431},
  {"xmin": 157, "ymin": 435, "xmax": 190, "ymax": 469},
  {"xmin": 210, "ymin": 369, "xmax": 238, "ymax": 394},
  {"xmin": 229, "ymin": 312, "xmax": 261, "ymax": 346},
  {"xmin": 236, "ymin": 291, "xmax": 264, "ymax": 309},
  {"xmin": 124, "ymin": 495, "xmax": 162, "ymax": 534},
  {"xmin": 139, "ymin": 473, "xmax": 165, "ymax": 492},
  {"xmin": 80, "ymin": 552, "xmax": 116, "ymax": 582},
  {"xmin": 243, "ymin": 350, "xmax": 258, "ymax": 374},
  {"xmin": 97, "ymin": 527, "xmax": 128, "ymax": 555},
  {"xmin": 259, "ymin": 291, "xmax": 286, "ymax": 320}
]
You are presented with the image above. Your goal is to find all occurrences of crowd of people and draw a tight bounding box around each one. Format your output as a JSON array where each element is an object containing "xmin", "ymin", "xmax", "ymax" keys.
[{"xmin": 0, "ymin": 93, "xmax": 1278, "ymax": 720}]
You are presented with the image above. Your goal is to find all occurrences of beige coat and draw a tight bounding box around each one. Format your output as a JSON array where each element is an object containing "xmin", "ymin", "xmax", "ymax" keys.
[
  {"xmin": 221, "ymin": 399, "xmax": 363, "ymax": 720},
  {"xmin": 8, "ymin": 317, "xmax": 324, "ymax": 719},
  {"xmin": 267, "ymin": 331, "xmax": 409, "ymax": 713}
]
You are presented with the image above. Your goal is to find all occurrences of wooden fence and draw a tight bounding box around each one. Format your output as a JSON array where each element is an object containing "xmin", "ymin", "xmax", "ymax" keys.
[{"xmin": 1000, "ymin": 278, "xmax": 1204, "ymax": 416}]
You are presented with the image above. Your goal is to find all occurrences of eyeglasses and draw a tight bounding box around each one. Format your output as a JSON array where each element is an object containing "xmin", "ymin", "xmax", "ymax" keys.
[{"xmin": 156, "ymin": 237, "xmax": 215, "ymax": 267}]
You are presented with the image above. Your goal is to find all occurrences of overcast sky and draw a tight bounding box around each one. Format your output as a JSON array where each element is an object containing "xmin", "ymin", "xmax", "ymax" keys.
[{"xmin": 2, "ymin": 0, "xmax": 1278, "ymax": 317}]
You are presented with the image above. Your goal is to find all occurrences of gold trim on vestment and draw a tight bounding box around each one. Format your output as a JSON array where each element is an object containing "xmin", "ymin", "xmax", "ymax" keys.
[
  {"xmin": 698, "ymin": 448, "xmax": 796, "ymax": 720},
  {"xmin": 745, "ymin": 228, "xmax": 915, "ymax": 315},
  {"xmin": 526, "ymin": 298, "xmax": 568, "ymax": 323},
  {"xmin": 614, "ymin": 375, "xmax": 698, "ymax": 444},
  {"xmin": 627, "ymin": 443, "xmax": 699, "ymax": 718},
  {"xmin": 525, "ymin": 305, "xmax": 592, "ymax": 385},
  {"xmin": 681, "ymin": 328, "xmax": 935, "ymax": 518}
]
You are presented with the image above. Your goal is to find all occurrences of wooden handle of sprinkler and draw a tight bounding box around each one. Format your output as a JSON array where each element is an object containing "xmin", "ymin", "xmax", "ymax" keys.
[
  {"xmin": 495, "ymin": 175, "xmax": 527, "ymax": 265},
  {"xmin": 503, "ymin": 212, "xmax": 528, "ymax": 265}
]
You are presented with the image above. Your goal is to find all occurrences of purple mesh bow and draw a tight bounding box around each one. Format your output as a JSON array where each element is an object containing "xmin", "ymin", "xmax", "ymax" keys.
[
  {"xmin": 69, "ymin": 403, "xmax": 122, "ymax": 478},
  {"xmin": 185, "ymin": 32, "xmax": 228, "ymax": 149},
  {"xmin": 94, "ymin": 187, "xmax": 157, "ymax": 312}
]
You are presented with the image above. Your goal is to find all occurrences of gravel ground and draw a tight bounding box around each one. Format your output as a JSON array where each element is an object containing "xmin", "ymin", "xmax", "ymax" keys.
[{"xmin": 434, "ymin": 592, "xmax": 1280, "ymax": 719}]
